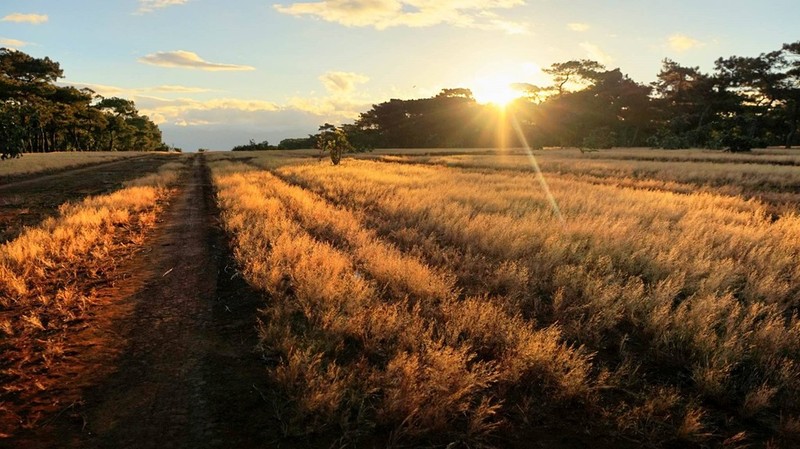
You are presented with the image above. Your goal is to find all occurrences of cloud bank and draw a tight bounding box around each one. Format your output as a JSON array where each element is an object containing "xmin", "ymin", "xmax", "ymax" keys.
[
  {"xmin": 0, "ymin": 38, "xmax": 29, "ymax": 48},
  {"xmin": 138, "ymin": 50, "xmax": 256, "ymax": 71},
  {"xmin": 137, "ymin": 0, "xmax": 190, "ymax": 13},
  {"xmin": 319, "ymin": 71, "xmax": 370, "ymax": 95},
  {"xmin": 567, "ymin": 22, "xmax": 589, "ymax": 32},
  {"xmin": 580, "ymin": 42, "xmax": 614, "ymax": 65},
  {"xmin": 2, "ymin": 13, "xmax": 48, "ymax": 24},
  {"xmin": 64, "ymin": 69, "xmax": 374, "ymax": 150},
  {"xmin": 61, "ymin": 82, "xmax": 213, "ymax": 97},
  {"xmin": 274, "ymin": 0, "xmax": 529, "ymax": 34},
  {"xmin": 668, "ymin": 34, "xmax": 703, "ymax": 52}
]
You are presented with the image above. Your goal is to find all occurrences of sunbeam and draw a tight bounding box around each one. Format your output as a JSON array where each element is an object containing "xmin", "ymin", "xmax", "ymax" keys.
[{"xmin": 508, "ymin": 112, "xmax": 565, "ymax": 225}]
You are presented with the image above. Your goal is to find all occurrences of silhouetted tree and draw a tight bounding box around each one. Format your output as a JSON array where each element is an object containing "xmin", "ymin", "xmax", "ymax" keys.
[
  {"xmin": 231, "ymin": 139, "xmax": 273, "ymax": 151},
  {"xmin": 316, "ymin": 123, "xmax": 353, "ymax": 165},
  {"xmin": 284, "ymin": 42, "xmax": 800, "ymax": 153},
  {"xmin": 278, "ymin": 137, "xmax": 315, "ymax": 149},
  {"xmin": 0, "ymin": 48, "xmax": 163, "ymax": 157}
]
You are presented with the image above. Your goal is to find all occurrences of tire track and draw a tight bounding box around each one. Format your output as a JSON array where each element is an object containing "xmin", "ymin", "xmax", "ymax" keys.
[{"xmin": 4, "ymin": 154, "xmax": 274, "ymax": 449}]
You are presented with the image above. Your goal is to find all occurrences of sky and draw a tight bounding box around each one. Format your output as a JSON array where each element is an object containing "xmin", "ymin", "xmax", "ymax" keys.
[{"xmin": 1, "ymin": 0, "xmax": 798, "ymax": 151}]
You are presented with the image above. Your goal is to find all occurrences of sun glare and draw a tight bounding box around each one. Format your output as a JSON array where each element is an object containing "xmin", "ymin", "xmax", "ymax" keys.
[{"xmin": 471, "ymin": 75, "xmax": 520, "ymax": 107}]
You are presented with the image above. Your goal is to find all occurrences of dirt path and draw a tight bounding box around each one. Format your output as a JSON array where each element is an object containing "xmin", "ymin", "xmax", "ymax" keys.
[
  {"xmin": 0, "ymin": 154, "xmax": 177, "ymax": 243},
  {"xmin": 0, "ymin": 155, "xmax": 154, "ymax": 189},
  {"xmin": 5, "ymin": 155, "xmax": 274, "ymax": 448}
]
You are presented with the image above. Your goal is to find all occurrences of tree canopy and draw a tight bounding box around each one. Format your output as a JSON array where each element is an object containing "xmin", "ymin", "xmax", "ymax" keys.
[
  {"xmin": 0, "ymin": 48, "xmax": 165, "ymax": 158},
  {"xmin": 231, "ymin": 139, "xmax": 274, "ymax": 151},
  {"xmin": 300, "ymin": 41, "xmax": 800, "ymax": 153}
]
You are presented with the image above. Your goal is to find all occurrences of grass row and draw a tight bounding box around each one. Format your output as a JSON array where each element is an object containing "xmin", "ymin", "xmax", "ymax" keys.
[
  {"xmin": 270, "ymin": 158, "xmax": 800, "ymax": 447},
  {"xmin": 0, "ymin": 160, "xmax": 185, "ymax": 436},
  {"xmin": 0, "ymin": 151, "xmax": 153, "ymax": 181},
  {"xmin": 211, "ymin": 161, "xmax": 594, "ymax": 447}
]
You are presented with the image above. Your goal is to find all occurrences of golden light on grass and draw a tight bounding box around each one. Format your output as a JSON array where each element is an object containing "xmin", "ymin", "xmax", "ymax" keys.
[
  {"xmin": 0, "ymin": 151, "xmax": 150, "ymax": 178},
  {"xmin": 210, "ymin": 150, "xmax": 800, "ymax": 445},
  {"xmin": 0, "ymin": 161, "xmax": 184, "ymax": 429},
  {"xmin": 209, "ymin": 160, "xmax": 592, "ymax": 443}
]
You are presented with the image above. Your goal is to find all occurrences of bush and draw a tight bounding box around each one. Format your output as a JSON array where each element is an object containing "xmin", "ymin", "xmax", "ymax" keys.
[
  {"xmin": 648, "ymin": 131, "xmax": 689, "ymax": 149},
  {"xmin": 316, "ymin": 124, "xmax": 353, "ymax": 165},
  {"xmin": 582, "ymin": 127, "xmax": 617, "ymax": 149}
]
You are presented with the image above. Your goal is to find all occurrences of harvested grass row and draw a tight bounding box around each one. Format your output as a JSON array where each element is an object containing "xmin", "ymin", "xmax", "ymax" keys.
[
  {"xmin": 371, "ymin": 152, "xmax": 800, "ymax": 198},
  {"xmin": 277, "ymin": 158, "xmax": 800, "ymax": 446},
  {"xmin": 211, "ymin": 163, "xmax": 593, "ymax": 446},
  {"xmin": 0, "ymin": 151, "xmax": 151, "ymax": 180},
  {"xmin": 0, "ymin": 161, "xmax": 185, "ymax": 436}
]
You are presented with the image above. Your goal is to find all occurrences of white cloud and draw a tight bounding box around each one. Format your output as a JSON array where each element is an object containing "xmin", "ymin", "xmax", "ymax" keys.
[
  {"xmin": 174, "ymin": 119, "xmax": 215, "ymax": 127},
  {"xmin": 579, "ymin": 42, "xmax": 614, "ymax": 65},
  {"xmin": 2, "ymin": 13, "xmax": 48, "ymax": 24},
  {"xmin": 137, "ymin": 0, "xmax": 189, "ymax": 13},
  {"xmin": 567, "ymin": 22, "xmax": 589, "ymax": 32},
  {"xmin": 138, "ymin": 50, "xmax": 256, "ymax": 71},
  {"xmin": 319, "ymin": 71, "xmax": 370, "ymax": 95},
  {"xmin": 668, "ymin": 34, "xmax": 703, "ymax": 52},
  {"xmin": 63, "ymin": 71, "xmax": 374, "ymax": 149},
  {"xmin": 137, "ymin": 96, "xmax": 281, "ymax": 125},
  {"xmin": 59, "ymin": 82, "xmax": 212, "ymax": 97},
  {"xmin": 136, "ymin": 68, "xmax": 372, "ymax": 128},
  {"xmin": 286, "ymin": 96, "xmax": 369, "ymax": 119},
  {"xmin": 151, "ymin": 85, "xmax": 213, "ymax": 93},
  {"xmin": 0, "ymin": 38, "xmax": 29, "ymax": 48},
  {"xmin": 274, "ymin": 0, "xmax": 529, "ymax": 34}
]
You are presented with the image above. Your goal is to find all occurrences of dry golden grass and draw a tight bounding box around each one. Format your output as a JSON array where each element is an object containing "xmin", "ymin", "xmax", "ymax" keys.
[
  {"xmin": 0, "ymin": 151, "xmax": 156, "ymax": 179},
  {"xmin": 0, "ymin": 160, "xmax": 185, "ymax": 428},
  {"xmin": 361, "ymin": 150, "xmax": 800, "ymax": 201},
  {"xmin": 211, "ymin": 162, "xmax": 593, "ymax": 445},
  {"xmin": 221, "ymin": 152, "xmax": 799, "ymax": 447}
]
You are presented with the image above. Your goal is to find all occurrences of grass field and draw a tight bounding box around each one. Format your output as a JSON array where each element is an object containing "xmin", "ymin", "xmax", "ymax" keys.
[
  {"xmin": 0, "ymin": 159, "xmax": 186, "ymax": 435},
  {"xmin": 2, "ymin": 148, "xmax": 798, "ymax": 447},
  {"xmin": 0, "ymin": 151, "xmax": 156, "ymax": 181},
  {"xmin": 210, "ymin": 147, "xmax": 800, "ymax": 447}
]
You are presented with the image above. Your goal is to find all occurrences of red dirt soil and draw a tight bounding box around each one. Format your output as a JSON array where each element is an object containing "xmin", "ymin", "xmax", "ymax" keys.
[
  {"xmin": 0, "ymin": 154, "xmax": 177, "ymax": 243},
  {"xmin": 3, "ymin": 155, "xmax": 275, "ymax": 448}
]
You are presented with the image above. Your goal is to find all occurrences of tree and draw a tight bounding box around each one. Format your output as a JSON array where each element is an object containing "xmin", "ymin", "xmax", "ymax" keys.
[
  {"xmin": 542, "ymin": 59, "xmax": 606, "ymax": 95},
  {"xmin": 94, "ymin": 97, "xmax": 162, "ymax": 151},
  {"xmin": 780, "ymin": 42, "xmax": 800, "ymax": 147},
  {"xmin": 316, "ymin": 123, "xmax": 353, "ymax": 165},
  {"xmin": 278, "ymin": 137, "xmax": 315, "ymax": 150},
  {"xmin": 231, "ymin": 139, "xmax": 273, "ymax": 151},
  {"xmin": 289, "ymin": 41, "xmax": 800, "ymax": 153},
  {"xmin": 650, "ymin": 60, "xmax": 720, "ymax": 148},
  {"xmin": 0, "ymin": 48, "xmax": 62, "ymax": 100},
  {"xmin": 0, "ymin": 48, "xmax": 164, "ymax": 156}
]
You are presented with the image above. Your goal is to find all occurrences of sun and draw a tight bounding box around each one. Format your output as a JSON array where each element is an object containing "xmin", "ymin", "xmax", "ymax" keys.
[{"xmin": 471, "ymin": 75, "xmax": 520, "ymax": 107}]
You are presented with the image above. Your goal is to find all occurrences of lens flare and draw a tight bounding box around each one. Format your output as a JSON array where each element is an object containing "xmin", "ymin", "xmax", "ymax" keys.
[{"xmin": 508, "ymin": 113, "xmax": 565, "ymax": 225}]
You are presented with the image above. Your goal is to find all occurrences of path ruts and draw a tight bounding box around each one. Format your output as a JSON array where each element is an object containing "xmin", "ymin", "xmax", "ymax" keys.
[
  {"xmin": 0, "ymin": 154, "xmax": 176, "ymax": 243},
  {"xmin": 4, "ymin": 155, "xmax": 273, "ymax": 449}
]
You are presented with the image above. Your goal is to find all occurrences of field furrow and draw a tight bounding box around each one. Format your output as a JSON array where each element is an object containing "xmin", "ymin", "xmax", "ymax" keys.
[
  {"xmin": 210, "ymin": 161, "xmax": 596, "ymax": 446},
  {"xmin": 0, "ymin": 161, "xmax": 185, "ymax": 436},
  {"xmin": 0, "ymin": 154, "xmax": 182, "ymax": 243},
  {"xmin": 269, "ymin": 157, "xmax": 800, "ymax": 446}
]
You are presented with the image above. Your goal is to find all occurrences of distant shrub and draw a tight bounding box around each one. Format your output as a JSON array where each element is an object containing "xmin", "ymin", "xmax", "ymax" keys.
[
  {"xmin": 278, "ymin": 137, "xmax": 315, "ymax": 150},
  {"xmin": 648, "ymin": 131, "xmax": 689, "ymax": 149},
  {"xmin": 582, "ymin": 127, "xmax": 617, "ymax": 149},
  {"xmin": 231, "ymin": 139, "xmax": 274, "ymax": 151}
]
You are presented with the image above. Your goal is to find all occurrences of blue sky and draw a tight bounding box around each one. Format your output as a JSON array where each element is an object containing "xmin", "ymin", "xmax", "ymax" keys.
[{"xmin": 1, "ymin": 0, "xmax": 798, "ymax": 150}]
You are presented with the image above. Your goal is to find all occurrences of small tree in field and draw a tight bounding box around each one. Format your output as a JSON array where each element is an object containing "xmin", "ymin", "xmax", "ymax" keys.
[{"xmin": 316, "ymin": 123, "xmax": 353, "ymax": 165}]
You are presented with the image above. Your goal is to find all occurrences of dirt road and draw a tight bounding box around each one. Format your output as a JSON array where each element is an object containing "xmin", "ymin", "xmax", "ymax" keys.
[
  {"xmin": 5, "ymin": 155, "xmax": 274, "ymax": 448},
  {"xmin": 0, "ymin": 154, "xmax": 176, "ymax": 243}
]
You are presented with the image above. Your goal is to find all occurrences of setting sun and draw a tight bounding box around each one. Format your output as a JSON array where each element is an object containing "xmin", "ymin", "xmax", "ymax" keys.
[
  {"xmin": 471, "ymin": 75, "xmax": 520, "ymax": 107},
  {"xmin": 3, "ymin": 1, "xmax": 799, "ymax": 447}
]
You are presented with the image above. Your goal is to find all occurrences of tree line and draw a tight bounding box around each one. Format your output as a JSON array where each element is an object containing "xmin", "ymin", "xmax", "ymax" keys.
[
  {"xmin": 0, "ymin": 48, "xmax": 165, "ymax": 158},
  {"xmin": 309, "ymin": 41, "xmax": 799, "ymax": 152}
]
